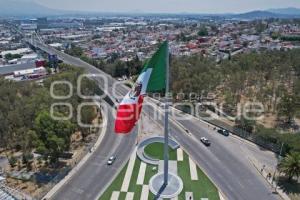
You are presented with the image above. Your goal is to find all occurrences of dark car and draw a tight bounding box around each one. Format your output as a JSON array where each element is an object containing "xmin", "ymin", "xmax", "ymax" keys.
[
  {"xmin": 200, "ymin": 137, "xmax": 211, "ymax": 146},
  {"xmin": 217, "ymin": 129, "xmax": 230, "ymax": 136}
]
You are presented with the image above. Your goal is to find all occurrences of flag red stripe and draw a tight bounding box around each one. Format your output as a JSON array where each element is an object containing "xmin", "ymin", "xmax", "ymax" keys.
[{"xmin": 114, "ymin": 96, "xmax": 144, "ymax": 134}]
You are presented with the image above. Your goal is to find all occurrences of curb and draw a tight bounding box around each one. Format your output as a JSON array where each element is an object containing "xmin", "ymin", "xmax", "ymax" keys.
[
  {"xmin": 94, "ymin": 144, "xmax": 137, "ymax": 200},
  {"xmin": 178, "ymin": 144, "xmax": 228, "ymax": 200},
  {"xmin": 42, "ymin": 106, "xmax": 108, "ymax": 200},
  {"xmin": 250, "ymin": 159, "xmax": 289, "ymax": 200}
]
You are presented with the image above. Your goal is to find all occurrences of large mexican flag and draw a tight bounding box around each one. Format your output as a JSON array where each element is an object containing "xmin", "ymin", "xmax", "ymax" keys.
[{"xmin": 114, "ymin": 41, "xmax": 168, "ymax": 134}]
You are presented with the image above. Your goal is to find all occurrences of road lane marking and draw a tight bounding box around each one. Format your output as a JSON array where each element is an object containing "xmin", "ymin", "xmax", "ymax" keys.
[
  {"xmin": 140, "ymin": 185, "xmax": 149, "ymax": 200},
  {"xmin": 136, "ymin": 162, "xmax": 147, "ymax": 185},
  {"xmin": 125, "ymin": 192, "xmax": 134, "ymax": 200},
  {"xmin": 110, "ymin": 191, "xmax": 120, "ymax": 200},
  {"xmin": 177, "ymin": 148, "xmax": 183, "ymax": 161},
  {"xmin": 121, "ymin": 148, "xmax": 137, "ymax": 192},
  {"xmin": 189, "ymin": 157, "xmax": 198, "ymax": 180},
  {"xmin": 72, "ymin": 188, "xmax": 84, "ymax": 194}
]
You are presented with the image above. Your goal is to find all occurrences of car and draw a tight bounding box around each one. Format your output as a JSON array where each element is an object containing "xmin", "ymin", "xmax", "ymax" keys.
[
  {"xmin": 217, "ymin": 129, "xmax": 230, "ymax": 136},
  {"xmin": 107, "ymin": 156, "xmax": 116, "ymax": 165},
  {"xmin": 200, "ymin": 137, "xmax": 211, "ymax": 146}
]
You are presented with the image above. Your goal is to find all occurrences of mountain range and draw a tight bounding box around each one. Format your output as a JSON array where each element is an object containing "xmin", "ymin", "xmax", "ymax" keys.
[
  {"xmin": 1, "ymin": 0, "xmax": 300, "ymax": 19},
  {"xmin": 0, "ymin": 0, "xmax": 67, "ymax": 17}
]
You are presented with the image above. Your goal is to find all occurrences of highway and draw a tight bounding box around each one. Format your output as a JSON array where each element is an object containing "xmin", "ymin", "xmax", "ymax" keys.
[
  {"xmin": 145, "ymin": 104, "xmax": 279, "ymax": 200},
  {"xmin": 51, "ymin": 103, "xmax": 137, "ymax": 200},
  {"xmin": 31, "ymin": 42, "xmax": 139, "ymax": 200},
  {"xmin": 0, "ymin": 61, "xmax": 36, "ymax": 75},
  {"xmin": 31, "ymin": 41, "xmax": 279, "ymax": 200}
]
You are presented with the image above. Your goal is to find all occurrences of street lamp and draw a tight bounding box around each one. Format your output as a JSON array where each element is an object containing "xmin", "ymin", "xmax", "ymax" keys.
[{"xmin": 272, "ymin": 142, "xmax": 284, "ymax": 192}]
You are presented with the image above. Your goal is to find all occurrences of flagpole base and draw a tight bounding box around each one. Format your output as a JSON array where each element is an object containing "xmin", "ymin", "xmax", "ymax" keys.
[{"xmin": 149, "ymin": 172, "xmax": 183, "ymax": 199}]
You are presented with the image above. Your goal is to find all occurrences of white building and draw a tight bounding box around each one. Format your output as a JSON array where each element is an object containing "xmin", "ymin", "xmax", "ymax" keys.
[
  {"xmin": 13, "ymin": 66, "xmax": 47, "ymax": 78},
  {"xmin": 1, "ymin": 48, "xmax": 33, "ymax": 57}
]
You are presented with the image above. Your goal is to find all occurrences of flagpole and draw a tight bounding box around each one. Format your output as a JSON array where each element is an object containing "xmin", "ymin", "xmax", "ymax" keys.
[{"xmin": 163, "ymin": 42, "xmax": 170, "ymax": 186}]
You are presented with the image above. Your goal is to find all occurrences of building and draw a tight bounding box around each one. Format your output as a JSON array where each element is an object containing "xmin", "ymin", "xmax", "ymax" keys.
[
  {"xmin": 0, "ymin": 48, "xmax": 33, "ymax": 58},
  {"xmin": 20, "ymin": 23, "xmax": 37, "ymax": 30},
  {"xmin": 13, "ymin": 66, "xmax": 45, "ymax": 77},
  {"xmin": 37, "ymin": 17, "xmax": 48, "ymax": 30}
]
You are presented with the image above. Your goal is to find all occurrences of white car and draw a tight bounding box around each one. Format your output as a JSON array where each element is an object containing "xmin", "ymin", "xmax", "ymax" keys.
[
  {"xmin": 200, "ymin": 137, "xmax": 211, "ymax": 146},
  {"xmin": 107, "ymin": 156, "xmax": 116, "ymax": 165}
]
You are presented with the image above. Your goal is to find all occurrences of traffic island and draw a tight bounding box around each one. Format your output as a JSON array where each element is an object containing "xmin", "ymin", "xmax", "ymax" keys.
[
  {"xmin": 149, "ymin": 172, "xmax": 183, "ymax": 198},
  {"xmin": 100, "ymin": 137, "xmax": 220, "ymax": 200}
]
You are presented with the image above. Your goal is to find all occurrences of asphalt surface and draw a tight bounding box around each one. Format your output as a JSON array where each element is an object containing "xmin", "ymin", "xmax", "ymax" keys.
[
  {"xmin": 32, "ymin": 41, "xmax": 279, "ymax": 200},
  {"xmin": 51, "ymin": 104, "xmax": 137, "ymax": 200},
  {"xmin": 0, "ymin": 62, "xmax": 36, "ymax": 75}
]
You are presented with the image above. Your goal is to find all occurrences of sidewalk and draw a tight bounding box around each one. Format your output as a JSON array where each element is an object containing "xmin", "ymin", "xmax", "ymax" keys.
[{"xmin": 250, "ymin": 158, "xmax": 290, "ymax": 200}]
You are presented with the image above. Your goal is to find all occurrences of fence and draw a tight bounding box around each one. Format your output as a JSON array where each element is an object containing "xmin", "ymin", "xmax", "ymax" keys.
[{"xmin": 174, "ymin": 104, "xmax": 282, "ymax": 154}]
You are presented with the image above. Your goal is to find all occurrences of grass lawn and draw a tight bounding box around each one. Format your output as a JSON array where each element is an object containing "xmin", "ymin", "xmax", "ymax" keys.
[
  {"xmin": 178, "ymin": 152, "xmax": 219, "ymax": 200},
  {"xmin": 144, "ymin": 142, "xmax": 177, "ymax": 160},
  {"xmin": 100, "ymin": 162, "xmax": 128, "ymax": 200},
  {"xmin": 100, "ymin": 142, "xmax": 219, "ymax": 200}
]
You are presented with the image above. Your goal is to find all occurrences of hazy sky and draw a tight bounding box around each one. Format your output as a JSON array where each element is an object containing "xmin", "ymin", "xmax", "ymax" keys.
[{"xmin": 34, "ymin": 0, "xmax": 300, "ymax": 13}]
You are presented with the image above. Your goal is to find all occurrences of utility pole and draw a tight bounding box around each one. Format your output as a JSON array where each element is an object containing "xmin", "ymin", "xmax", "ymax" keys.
[
  {"xmin": 272, "ymin": 142, "xmax": 284, "ymax": 191},
  {"xmin": 163, "ymin": 43, "xmax": 170, "ymax": 186}
]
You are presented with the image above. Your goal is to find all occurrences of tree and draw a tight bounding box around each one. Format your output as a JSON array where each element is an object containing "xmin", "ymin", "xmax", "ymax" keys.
[
  {"xmin": 34, "ymin": 111, "xmax": 75, "ymax": 164},
  {"xmin": 197, "ymin": 26, "xmax": 208, "ymax": 36},
  {"xmin": 80, "ymin": 106, "xmax": 97, "ymax": 126},
  {"xmin": 8, "ymin": 156, "xmax": 17, "ymax": 168},
  {"xmin": 278, "ymin": 152, "xmax": 300, "ymax": 181},
  {"xmin": 80, "ymin": 106, "xmax": 97, "ymax": 140},
  {"xmin": 235, "ymin": 116, "xmax": 256, "ymax": 133},
  {"xmin": 255, "ymin": 21, "xmax": 267, "ymax": 34},
  {"xmin": 277, "ymin": 94, "xmax": 298, "ymax": 124},
  {"xmin": 4, "ymin": 53, "xmax": 22, "ymax": 61},
  {"xmin": 65, "ymin": 44, "xmax": 83, "ymax": 57}
]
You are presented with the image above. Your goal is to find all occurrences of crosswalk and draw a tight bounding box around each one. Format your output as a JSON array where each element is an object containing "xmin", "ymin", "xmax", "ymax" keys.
[{"xmin": 108, "ymin": 147, "xmax": 214, "ymax": 200}]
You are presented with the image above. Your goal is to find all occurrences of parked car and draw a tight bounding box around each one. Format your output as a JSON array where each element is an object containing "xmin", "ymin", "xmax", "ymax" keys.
[
  {"xmin": 217, "ymin": 129, "xmax": 230, "ymax": 136},
  {"xmin": 200, "ymin": 137, "xmax": 211, "ymax": 146},
  {"xmin": 107, "ymin": 156, "xmax": 116, "ymax": 165}
]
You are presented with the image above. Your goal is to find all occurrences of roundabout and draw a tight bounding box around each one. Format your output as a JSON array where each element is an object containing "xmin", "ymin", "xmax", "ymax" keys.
[
  {"xmin": 149, "ymin": 172, "xmax": 183, "ymax": 198},
  {"xmin": 100, "ymin": 135, "xmax": 220, "ymax": 200},
  {"xmin": 136, "ymin": 135, "xmax": 180, "ymax": 165},
  {"xmin": 137, "ymin": 136, "xmax": 183, "ymax": 198}
]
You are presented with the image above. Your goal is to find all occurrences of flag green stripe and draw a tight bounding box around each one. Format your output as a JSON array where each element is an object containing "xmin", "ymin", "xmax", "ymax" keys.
[{"xmin": 142, "ymin": 41, "xmax": 168, "ymax": 92}]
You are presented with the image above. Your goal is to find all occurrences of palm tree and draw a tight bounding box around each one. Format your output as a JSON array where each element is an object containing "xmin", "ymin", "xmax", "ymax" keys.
[{"xmin": 278, "ymin": 152, "xmax": 300, "ymax": 181}]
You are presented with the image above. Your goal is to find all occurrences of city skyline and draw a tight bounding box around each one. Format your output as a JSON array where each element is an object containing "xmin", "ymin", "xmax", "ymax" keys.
[{"xmin": 33, "ymin": 0, "xmax": 300, "ymax": 14}]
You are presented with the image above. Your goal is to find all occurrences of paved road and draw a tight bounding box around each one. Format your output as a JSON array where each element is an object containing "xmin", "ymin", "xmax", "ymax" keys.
[
  {"xmin": 51, "ymin": 104, "xmax": 137, "ymax": 200},
  {"xmin": 0, "ymin": 62, "xmax": 36, "ymax": 75},
  {"xmin": 140, "ymin": 102, "xmax": 279, "ymax": 200},
  {"xmin": 31, "ymin": 41, "xmax": 279, "ymax": 200},
  {"xmin": 29, "ymin": 42, "xmax": 138, "ymax": 200}
]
